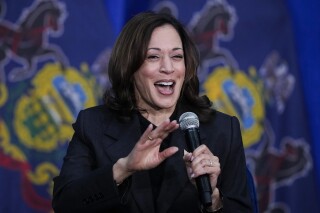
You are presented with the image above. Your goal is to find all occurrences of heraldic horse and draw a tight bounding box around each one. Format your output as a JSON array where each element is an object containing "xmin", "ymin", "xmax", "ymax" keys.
[{"xmin": 0, "ymin": 0, "xmax": 68, "ymax": 83}]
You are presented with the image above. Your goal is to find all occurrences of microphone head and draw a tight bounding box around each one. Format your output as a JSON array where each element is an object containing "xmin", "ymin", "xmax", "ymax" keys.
[{"xmin": 179, "ymin": 112, "xmax": 199, "ymax": 130}]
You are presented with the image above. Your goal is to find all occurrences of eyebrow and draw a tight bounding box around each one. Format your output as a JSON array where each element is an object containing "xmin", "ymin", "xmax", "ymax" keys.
[{"xmin": 147, "ymin": 47, "xmax": 183, "ymax": 51}]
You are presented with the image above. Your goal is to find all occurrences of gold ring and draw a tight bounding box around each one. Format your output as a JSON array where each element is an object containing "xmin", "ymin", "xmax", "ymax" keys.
[{"xmin": 148, "ymin": 135, "xmax": 153, "ymax": 140}]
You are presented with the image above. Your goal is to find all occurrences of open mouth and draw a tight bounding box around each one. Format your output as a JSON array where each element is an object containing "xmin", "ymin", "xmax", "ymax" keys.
[{"xmin": 154, "ymin": 81, "xmax": 175, "ymax": 95}]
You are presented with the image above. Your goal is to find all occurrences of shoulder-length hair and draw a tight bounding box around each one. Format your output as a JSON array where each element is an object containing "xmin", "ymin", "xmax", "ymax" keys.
[{"xmin": 104, "ymin": 11, "xmax": 212, "ymax": 121}]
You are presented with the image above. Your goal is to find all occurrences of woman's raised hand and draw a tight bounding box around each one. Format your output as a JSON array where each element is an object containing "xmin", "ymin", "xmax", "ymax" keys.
[{"xmin": 113, "ymin": 119, "xmax": 179, "ymax": 184}]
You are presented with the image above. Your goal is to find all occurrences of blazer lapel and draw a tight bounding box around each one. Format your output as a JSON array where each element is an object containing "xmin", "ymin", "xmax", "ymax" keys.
[
  {"xmin": 101, "ymin": 114, "xmax": 139, "ymax": 161},
  {"xmin": 101, "ymin": 113, "xmax": 155, "ymax": 213}
]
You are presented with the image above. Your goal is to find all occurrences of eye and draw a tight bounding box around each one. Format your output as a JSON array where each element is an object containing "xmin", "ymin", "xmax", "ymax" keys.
[
  {"xmin": 172, "ymin": 54, "xmax": 184, "ymax": 61},
  {"xmin": 146, "ymin": 55, "xmax": 160, "ymax": 61}
]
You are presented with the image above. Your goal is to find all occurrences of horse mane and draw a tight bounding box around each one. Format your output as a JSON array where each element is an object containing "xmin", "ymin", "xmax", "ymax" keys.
[
  {"xmin": 20, "ymin": 0, "xmax": 60, "ymax": 29},
  {"xmin": 189, "ymin": 1, "xmax": 232, "ymax": 34}
]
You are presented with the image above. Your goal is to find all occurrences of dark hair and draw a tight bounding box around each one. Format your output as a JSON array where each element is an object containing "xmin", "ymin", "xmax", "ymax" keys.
[{"xmin": 104, "ymin": 11, "xmax": 212, "ymax": 121}]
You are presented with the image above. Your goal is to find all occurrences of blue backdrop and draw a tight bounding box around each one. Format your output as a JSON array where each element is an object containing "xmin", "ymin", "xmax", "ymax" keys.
[{"xmin": 0, "ymin": 0, "xmax": 319, "ymax": 212}]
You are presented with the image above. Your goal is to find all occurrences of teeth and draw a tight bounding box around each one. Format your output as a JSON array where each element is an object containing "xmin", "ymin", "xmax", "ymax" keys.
[{"xmin": 156, "ymin": 82, "xmax": 173, "ymax": 86}]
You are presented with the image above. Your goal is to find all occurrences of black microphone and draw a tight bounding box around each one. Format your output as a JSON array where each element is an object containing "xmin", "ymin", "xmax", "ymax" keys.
[{"xmin": 179, "ymin": 112, "xmax": 213, "ymax": 207}]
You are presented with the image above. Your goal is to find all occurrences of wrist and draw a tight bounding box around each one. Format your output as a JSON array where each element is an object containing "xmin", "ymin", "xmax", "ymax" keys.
[
  {"xmin": 205, "ymin": 188, "xmax": 223, "ymax": 212},
  {"xmin": 113, "ymin": 157, "xmax": 134, "ymax": 185}
]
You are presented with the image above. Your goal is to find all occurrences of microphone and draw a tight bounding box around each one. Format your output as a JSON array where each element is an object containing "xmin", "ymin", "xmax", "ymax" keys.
[{"xmin": 179, "ymin": 112, "xmax": 213, "ymax": 207}]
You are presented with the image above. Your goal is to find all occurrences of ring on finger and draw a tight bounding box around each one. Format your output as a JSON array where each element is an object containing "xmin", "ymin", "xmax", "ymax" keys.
[
  {"xmin": 209, "ymin": 160, "xmax": 213, "ymax": 167},
  {"xmin": 148, "ymin": 135, "xmax": 153, "ymax": 140}
]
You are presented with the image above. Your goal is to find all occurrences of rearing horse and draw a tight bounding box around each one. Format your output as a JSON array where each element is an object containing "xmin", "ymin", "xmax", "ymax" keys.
[
  {"xmin": 0, "ymin": 0, "xmax": 68, "ymax": 82},
  {"xmin": 188, "ymin": 0, "xmax": 238, "ymax": 86}
]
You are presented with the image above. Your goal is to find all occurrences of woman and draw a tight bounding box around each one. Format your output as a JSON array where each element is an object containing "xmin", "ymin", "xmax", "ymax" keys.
[{"xmin": 52, "ymin": 12, "xmax": 253, "ymax": 213}]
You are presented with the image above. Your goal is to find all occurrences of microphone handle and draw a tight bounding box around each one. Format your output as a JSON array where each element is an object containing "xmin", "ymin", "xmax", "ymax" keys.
[{"xmin": 185, "ymin": 128, "xmax": 213, "ymax": 207}]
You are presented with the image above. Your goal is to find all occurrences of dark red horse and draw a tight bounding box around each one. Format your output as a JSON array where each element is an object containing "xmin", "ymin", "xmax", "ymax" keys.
[
  {"xmin": 187, "ymin": 0, "xmax": 239, "ymax": 83},
  {"xmin": 247, "ymin": 121, "xmax": 311, "ymax": 212},
  {"xmin": 0, "ymin": 0, "xmax": 68, "ymax": 82}
]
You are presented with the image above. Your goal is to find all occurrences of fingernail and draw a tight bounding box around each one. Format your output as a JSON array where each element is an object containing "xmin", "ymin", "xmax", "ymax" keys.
[
  {"xmin": 191, "ymin": 156, "xmax": 194, "ymax": 161},
  {"xmin": 191, "ymin": 173, "xmax": 195, "ymax": 178}
]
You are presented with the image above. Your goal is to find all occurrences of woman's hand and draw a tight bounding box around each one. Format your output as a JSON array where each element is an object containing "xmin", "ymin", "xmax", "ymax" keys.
[
  {"xmin": 183, "ymin": 145, "xmax": 222, "ymax": 210},
  {"xmin": 113, "ymin": 119, "xmax": 179, "ymax": 184}
]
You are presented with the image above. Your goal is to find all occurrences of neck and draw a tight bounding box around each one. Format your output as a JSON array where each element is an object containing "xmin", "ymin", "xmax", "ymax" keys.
[{"xmin": 140, "ymin": 107, "xmax": 175, "ymax": 126}]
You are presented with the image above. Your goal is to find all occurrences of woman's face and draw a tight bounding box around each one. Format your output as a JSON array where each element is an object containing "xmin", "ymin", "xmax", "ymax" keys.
[{"xmin": 133, "ymin": 24, "xmax": 185, "ymax": 113}]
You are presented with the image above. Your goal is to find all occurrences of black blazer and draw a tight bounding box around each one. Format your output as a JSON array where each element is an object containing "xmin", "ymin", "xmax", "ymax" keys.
[{"xmin": 52, "ymin": 105, "xmax": 253, "ymax": 213}]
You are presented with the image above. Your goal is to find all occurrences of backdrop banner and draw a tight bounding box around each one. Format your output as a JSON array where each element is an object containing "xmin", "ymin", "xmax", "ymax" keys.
[{"xmin": 0, "ymin": 0, "xmax": 319, "ymax": 212}]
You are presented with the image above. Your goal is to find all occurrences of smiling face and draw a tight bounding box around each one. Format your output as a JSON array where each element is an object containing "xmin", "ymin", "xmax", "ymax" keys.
[{"xmin": 133, "ymin": 24, "xmax": 185, "ymax": 116}]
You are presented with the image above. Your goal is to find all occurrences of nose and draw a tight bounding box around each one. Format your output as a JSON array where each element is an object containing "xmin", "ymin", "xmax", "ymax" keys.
[{"xmin": 160, "ymin": 55, "xmax": 174, "ymax": 73}]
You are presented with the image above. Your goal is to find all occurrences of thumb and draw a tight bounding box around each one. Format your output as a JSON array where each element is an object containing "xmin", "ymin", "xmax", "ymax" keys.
[{"xmin": 183, "ymin": 149, "xmax": 192, "ymax": 161}]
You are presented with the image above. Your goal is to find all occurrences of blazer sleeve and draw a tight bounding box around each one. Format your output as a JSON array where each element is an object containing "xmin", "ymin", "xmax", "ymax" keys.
[
  {"xmin": 218, "ymin": 116, "xmax": 253, "ymax": 212},
  {"xmin": 52, "ymin": 109, "xmax": 130, "ymax": 213}
]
